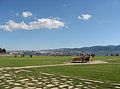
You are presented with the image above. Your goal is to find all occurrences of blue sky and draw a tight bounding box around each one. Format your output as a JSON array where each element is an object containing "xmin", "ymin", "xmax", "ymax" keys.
[{"xmin": 0, "ymin": 0, "xmax": 120, "ymax": 50}]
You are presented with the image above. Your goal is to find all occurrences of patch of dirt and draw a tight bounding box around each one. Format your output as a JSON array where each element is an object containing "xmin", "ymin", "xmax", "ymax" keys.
[
  {"xmin": 109, "ymin": 58, "xmax": 120, "ymax": 60},
  {"xmin": 87, "ymin": 60, "xmax": 108, "ymax": 64},
  {"xmin": 0, "ymin": 60, "xmax": 108, "ymax": 70}
]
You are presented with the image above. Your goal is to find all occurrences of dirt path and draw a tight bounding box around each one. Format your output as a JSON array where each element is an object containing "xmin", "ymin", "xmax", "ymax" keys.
[
  {"xmin": 1, "ymin": 60, "xmax": 108, "ymax": 70},
  {"xmin": 109, "ymin": 58, "xmax": 120, "ymax": 60}
]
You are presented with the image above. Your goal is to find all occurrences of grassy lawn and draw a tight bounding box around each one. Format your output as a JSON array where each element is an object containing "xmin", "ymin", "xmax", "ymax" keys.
[
  {"xmin": 0, "ymin": 55, "xmax": 120, "ymax": 83},
  {"xmin": 0, "ymin": 56, "xmax": 72, "ymax": 67},
  {"xmin": 28, "ymin": 64, "xmax": 120, "ymax": 83},
  {"xmin": 93, "ymin": 56, "xmax": 120, "ymax": 63},
  {"xmin": 0, "ymin": 68, "xmax": 116, "ymax": 89},
  {"xmin": 0, "ymin": 55, "xmax": 120, "ymax": 67}
]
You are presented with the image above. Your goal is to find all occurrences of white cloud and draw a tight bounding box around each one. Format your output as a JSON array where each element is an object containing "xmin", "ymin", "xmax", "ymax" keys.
[
  {"xmin": 0, "ymin": 18, "xmax": 65, "ymax": 31},
  {"xmin": 78, "ymin": 14, "xmax": 92, "ymax": 20},
  {"xmin": 22, "ymin": 11, "xmax": 32, "ymax": 18}
]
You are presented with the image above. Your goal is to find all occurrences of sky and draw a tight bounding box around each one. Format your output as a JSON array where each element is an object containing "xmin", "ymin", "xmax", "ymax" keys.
[{"xmin": 0, "ymin": 0, "xmax": 120, "ymax": 50}]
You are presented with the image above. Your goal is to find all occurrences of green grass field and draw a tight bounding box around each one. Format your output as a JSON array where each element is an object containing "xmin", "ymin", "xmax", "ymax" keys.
[
  {"xmin": 29, "ymin": 64, "xmax": 120, "ymax": 83},
  {"xmin": 0, "ymin": 56, "xmax": 71, "ymax": 67},
  {"xmin": 0, "ymin": 55, "xmax": 120, "ymax": 67},
  {"xmin": 0, "ymin": 55, "xmax": 120, "ymax": 88}
]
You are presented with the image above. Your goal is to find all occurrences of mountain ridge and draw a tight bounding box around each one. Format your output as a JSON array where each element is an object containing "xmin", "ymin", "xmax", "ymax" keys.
[{"xmin": 43, "ymin": 45, "xmax": 120, "ymax": 55}]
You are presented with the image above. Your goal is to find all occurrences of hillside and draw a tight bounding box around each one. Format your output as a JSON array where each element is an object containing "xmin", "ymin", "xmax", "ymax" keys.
[{"xmin": 44, "ymin": 45, "xmax": 120, "ymax": 56}]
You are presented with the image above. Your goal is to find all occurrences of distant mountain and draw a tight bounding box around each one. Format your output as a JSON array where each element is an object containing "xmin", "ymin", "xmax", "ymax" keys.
[{"xmin": 42, "ymin": 45, "xmax": 120, "ymax": 56}]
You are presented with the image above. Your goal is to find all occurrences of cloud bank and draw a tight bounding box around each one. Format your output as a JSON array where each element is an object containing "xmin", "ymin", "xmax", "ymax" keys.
[
  {"xmin": 0, "ymin": 18, "xmax": 65, "ymax": 31},
  {"xmin": 78, "ymin": 14, "xmax": 92, "ymax": 20}
]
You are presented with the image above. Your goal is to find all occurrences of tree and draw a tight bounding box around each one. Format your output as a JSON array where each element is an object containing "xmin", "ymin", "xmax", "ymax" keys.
[
  {"xmin": 0, "ymin": 48, "xmax": 2, "ymax": 53},
  {"xmin": 0, "ymin": 48, "xmax": 6, "ymax": 54},
  {"xmin": 2, "ymin": 48, "xmax": 6, "ymax": 53}
]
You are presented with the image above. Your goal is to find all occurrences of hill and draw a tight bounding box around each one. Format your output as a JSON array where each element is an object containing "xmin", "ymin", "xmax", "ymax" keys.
[{"xmin": 43, "ymin": 45, "xmax": 120, "ymax": 56}]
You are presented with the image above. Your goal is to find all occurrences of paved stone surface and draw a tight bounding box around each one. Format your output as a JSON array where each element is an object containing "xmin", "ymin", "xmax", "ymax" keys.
[{"xmin": 0, "ymin": 68, "xmax": 119, "ymax": 89}]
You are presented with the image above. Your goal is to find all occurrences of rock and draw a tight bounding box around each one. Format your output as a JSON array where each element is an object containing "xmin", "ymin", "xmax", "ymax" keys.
[
  {"xmin": 9, "ymin": 82, "xmax": 14, "ymax": 85},
  {"xmin": 11, "ymin": 87, "xmax": 23, "ymax": 89},
  {"xmin": 14, "ymin": 83, "xmax": 21, "ymax": 86},
  {"xmin": 38, "ymin": 78, "xmax": 42, "ymax": 80},
  {"xmin": 37, "ymin": 82, "xmax": 42, "ymax": 85},
  {"xmin": 51, "ymin": 87, "xmax": 59, "ymax": 89},
  {"xmin": 22, "ymin": 79, "xmax": 29, "ymax": 81},
  {"xmin": 27, "ymin": 87, "xmax": 36, "ymax": 89},
  {"xmin": 4, "ymin": 74, "xmax": 11, "ymax": 77},
  {"xmin": 42, "ymin": 79, "xmax": 48, "ymax": 82},
  {"xmin": 61, "ymin": 78, "xmax": 66, "ymax": 81},
  {"xmin": 85, "ymin": 81, "xmax": 93, "ymax": 84},
  {"xmin": 32, "ymin": 79, "xmax": 38, "ymax": 82},
  {"xmin": 84, "ymin": 86, "xmax": 89, "ymax": 89},
  {"xmin": 5, "ymin": 86, "xmax": 10, "ymax": 89},
  {"xmin": 76, "ymin": 84, "xmax": 83, "ymax": 87},
  {"xmin": 59, "ymin": 85, "xmax": 69, "ymax": 88},
  {"xmin": 115, "ymin": 86, "xmax": 120, "ymax": 89},
  {"xmin": 6, "ymin": 79, "xmax": 14, "ymax": 83},
  {"xmin": 68, "ymin": 86, "xmax": 74, "ymax": 89},
  {"xmin": 46, "ymin": 84, "xmax": 55, "ymax": 87},
  {"xmin": 114, "ymin": 83, "xmax": 120, "ymax": 86},
  {"xmin": 66, "ymin": 81, "xmax": 72, "ymax": 84},
  {"xmin": 27, "ymin": 83, "xmax": 34, "ymax": 86},
  {"xmin": 93, "ymin": 80, "xmax": 103, "ymax": 83}
]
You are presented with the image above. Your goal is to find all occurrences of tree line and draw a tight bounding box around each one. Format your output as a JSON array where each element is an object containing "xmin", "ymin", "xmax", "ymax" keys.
[{"xmin": 0, "ymin": 48, "xmax": 6, "ymax": 53}]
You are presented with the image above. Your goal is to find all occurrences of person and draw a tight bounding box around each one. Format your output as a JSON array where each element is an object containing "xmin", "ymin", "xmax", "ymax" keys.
[
  {"xmin": 85, "ymin": 53, "xmax": 90, "ymax": 62},
  {"xmin": 90, "ymin": 53, "xmax": 95, "ymax": 61},
  {"xmin": 89, "ymin": 55, "xmax": 93, "ymax": 61},
  {"xmin": 80, "ymin": 51, "xmax": 84, "ymax": 63}
]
